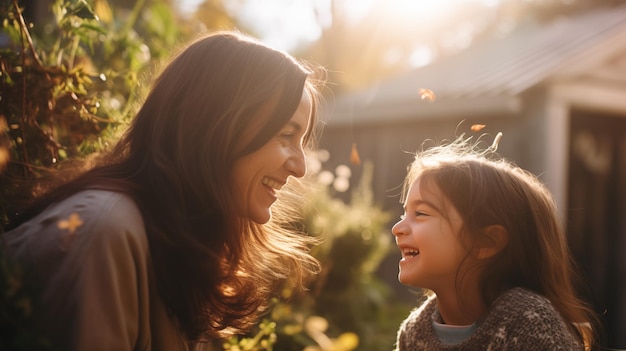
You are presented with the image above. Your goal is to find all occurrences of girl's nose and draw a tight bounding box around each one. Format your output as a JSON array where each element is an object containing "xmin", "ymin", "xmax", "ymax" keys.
[{"xmin": 391, "ymin": 219, "xmax": 405, "ymax": 237}]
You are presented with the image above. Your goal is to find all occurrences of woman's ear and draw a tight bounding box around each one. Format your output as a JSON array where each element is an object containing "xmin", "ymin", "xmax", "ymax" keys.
[{"xmin": 476, "ymin": 225, "xmax": 508, "ymax": 259}]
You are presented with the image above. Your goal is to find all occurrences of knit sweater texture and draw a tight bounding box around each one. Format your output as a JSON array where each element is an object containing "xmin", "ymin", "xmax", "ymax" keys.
[{"xmin": 395, "ymin": 287, "xmax": 583, "ymax": 350}]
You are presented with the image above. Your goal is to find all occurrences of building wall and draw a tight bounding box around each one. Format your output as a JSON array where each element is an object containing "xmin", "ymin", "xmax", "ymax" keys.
[{"xmin": 319, "ymin": 111, "xmax": 531, "ymax": 213}]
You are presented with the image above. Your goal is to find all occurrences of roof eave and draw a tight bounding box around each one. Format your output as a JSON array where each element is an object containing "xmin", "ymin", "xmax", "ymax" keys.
[{"xmin": 326, "ymin": 95, "xmax": 523, "ymax": 127}]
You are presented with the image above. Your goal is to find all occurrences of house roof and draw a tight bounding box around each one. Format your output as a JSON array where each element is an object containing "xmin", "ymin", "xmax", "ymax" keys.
[{"xmin": 330, "ymin": 4, "xmax": 626, "ymax": 126}]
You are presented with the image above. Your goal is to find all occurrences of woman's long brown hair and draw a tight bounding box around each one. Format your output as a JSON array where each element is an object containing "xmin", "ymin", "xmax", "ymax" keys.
[{"xmin": 9, "ymin": 31, "xmax": 324, "ymax": 341}]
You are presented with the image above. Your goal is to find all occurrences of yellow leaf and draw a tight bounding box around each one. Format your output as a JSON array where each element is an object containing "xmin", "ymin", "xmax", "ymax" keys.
[
  {"xmin": 335, "ymin": 332, "xmax": 359, "ymax": 350},
  {"xmin": 0, "ymin": 148, "xmax": 9, "ymax": 172},
  {"xmin": 0, "ymin": 116, "xmax": 8, "ymax": 172},
  {"xmin": 57, "ymin": 213, "xmax": 83, "ymax": 234},
  {"xmin": 305, "ymin": 316, "xmax": 328, "ymax": 333},
  {"xmin": 94, "ymin": 0, "xmax": 112, "ymax": 23}
]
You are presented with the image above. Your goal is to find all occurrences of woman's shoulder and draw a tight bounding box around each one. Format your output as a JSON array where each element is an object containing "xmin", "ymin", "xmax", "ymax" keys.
[
  {"xmin": 69, "ymin": 189, "xmax": 145, "ymax": 234},
  {"xmin": 4, "ymin": 189, "xmax": 147, "ymax": 258},
  {"xmin": 59, "ymin": 189, "xmax": 146, "ymax": 249}
]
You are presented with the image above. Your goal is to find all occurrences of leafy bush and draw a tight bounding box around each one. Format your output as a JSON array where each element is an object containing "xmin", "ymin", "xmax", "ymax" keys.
[
  {"xmin": 0, "ymin": 0, "xmax": 182, "ymax": 225},
  {"xmin": 226, "ymin": 158, "xmax": 411, "ymax": 351},
  {"xmin": 0, "ymin": 0, "xmax": 182, "ymax": 348}
]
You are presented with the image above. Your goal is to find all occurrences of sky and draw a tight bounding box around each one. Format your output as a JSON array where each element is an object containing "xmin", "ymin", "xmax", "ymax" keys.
[
  {"xmin": 177, "ymin": 0, "xmax": 501, "ymax": 53},
  {"xmin": 177, "ymin": 0, "xmax": 324, "ymax": 51}
]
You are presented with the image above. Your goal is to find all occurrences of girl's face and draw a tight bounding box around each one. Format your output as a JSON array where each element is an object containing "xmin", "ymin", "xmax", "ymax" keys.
[
  {"xmin": 232, "ymin": 90, "xmax": 312, "ymax": 224},
  {"xmin": 391, "ymin": 178, "xmax": 468, "ymax": 294}
]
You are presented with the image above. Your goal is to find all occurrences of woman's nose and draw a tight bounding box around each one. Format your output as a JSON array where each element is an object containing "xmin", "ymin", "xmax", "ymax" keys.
[{"xmin": 286, "ymin": 147, "xmax": 306, "ymax": 178}]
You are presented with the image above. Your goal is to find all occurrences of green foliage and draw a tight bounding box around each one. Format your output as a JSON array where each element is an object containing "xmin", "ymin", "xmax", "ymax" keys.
[
  {"xmin": 305, "ymin": 162, "xmax": 394, "ymax": 333},
  {"xmin": 227, "ymin": 160, "xmax": 410, "ymax": 351},
  {"xmin": 298, "ymin": 161, "xmax": 408, "ymax": 351},
  {"xmin": 0, "ymin": 242, "xmax": 55, "ymax": 350},
  {"xmin": 223, "ymin": 319, "xmax": 278, "ymax": 351},
  {"xmin": 0, "ymin": 0, "xmax": 183, "ymax": 347},
  {"xmin": 0, "ymin": 0, "xmax": 183, "ymax": 225},
  {"xmin": 219, "ymin": 161, "xmax": 410, "ymax": 351}
]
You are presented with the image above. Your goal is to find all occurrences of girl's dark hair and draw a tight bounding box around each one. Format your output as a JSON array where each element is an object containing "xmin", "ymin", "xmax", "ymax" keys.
[
  {"xmin": 401, "ymin": 135, "xmax": 599, "ymax": 349},
  {"xmin": 11, "ymin": 31, "xmax": 324, "ymax": 340}
]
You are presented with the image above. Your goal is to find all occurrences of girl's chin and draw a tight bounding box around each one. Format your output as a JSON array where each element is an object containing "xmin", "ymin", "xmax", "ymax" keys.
[
  {"xmin": 397, "ymin": 273, "xmax": 413, "ymax": 286},
  {"xmin": 398, "ymin": 270, "xmax": 423, "ymax": 288}
]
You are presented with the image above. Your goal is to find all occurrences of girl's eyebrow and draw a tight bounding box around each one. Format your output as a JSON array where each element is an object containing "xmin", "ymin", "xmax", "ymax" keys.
[{"xmin": 403, "ymin": 199, "xmax": 440, "ymax": 212}]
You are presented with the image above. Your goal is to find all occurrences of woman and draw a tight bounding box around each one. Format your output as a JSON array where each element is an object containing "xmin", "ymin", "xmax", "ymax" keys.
[{"xmin": 2, "ymin": 31, "xmax": 325, "ymax": 350}]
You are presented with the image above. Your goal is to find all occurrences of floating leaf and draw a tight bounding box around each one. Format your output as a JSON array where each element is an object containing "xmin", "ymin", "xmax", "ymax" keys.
[
  {"xmin": 419, "ymin": 88, "xmax": 436, "ymax": 102},
  {"xmin": 350, "ymin": 142, "xmax": 361, "ymax": 166},
  {"xmin": 470, "ymin": 124, "xmax": 486, "ymax": 132}
]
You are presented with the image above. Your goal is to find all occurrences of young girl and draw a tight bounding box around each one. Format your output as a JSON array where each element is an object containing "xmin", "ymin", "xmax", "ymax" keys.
[{"xmin": 392, "ymin": 135, "xmax": 597, "ymax": 350}]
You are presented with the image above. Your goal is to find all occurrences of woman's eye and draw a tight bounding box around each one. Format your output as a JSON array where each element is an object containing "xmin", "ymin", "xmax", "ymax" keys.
[
  {"xmin": 415, "ymin": 211, "xmax": 428, "ymax": 217},
  {"xmin": 278, "ymin": 130, "xmax": 295, "ymax": 139}
]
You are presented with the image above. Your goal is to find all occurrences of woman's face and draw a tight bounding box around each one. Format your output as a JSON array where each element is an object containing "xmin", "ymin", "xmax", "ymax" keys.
[
  {"xmin": 391, "ymin": 178, "xmax": 468, "ymax": 295},
  {"xmin": 232, "ymin": 90, "xmax": 312, "ymax": 224}
]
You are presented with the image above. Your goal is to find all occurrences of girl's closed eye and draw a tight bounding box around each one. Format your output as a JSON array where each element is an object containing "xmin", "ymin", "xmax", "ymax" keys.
[{"xmin": 399, "ymin": 211, "xmax": 428, "ymax": 220}]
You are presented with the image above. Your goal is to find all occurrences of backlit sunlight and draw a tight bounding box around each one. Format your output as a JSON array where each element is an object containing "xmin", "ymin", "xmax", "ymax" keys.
[
  {"xmin": 180, "ymin": 0, "xmax": 501, "ymax": 52},
  {"xmin": 339, "ymin": 0, "xmax": 498, "ymax": 24}
]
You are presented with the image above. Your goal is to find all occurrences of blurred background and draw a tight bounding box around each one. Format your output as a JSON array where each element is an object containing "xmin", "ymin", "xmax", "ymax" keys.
[{"xmin": 2, "ymin": 0, "xmax": 625, "ymax": 350}]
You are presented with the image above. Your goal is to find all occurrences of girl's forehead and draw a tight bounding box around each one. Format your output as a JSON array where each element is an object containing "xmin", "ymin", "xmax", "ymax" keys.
[{"xmin": 406, "ymin": 177, "xmax": 443, "ymax": 204}]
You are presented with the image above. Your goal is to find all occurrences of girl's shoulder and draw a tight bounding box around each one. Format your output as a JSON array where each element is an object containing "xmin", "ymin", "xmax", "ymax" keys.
[
  {"xmin": 493, "ymin": 287, "xmax": 551, "ymax": 307},
  {"xmin": 480, "ymin": 287, "xmax": 583, "ymax": 348},
  {"xmin": 491, "ymin": 287, "xmax": 559, "ymax": 316},
  {"xmin": 488, "ymin": 287, "xmax": 561, "ymax": 323}
]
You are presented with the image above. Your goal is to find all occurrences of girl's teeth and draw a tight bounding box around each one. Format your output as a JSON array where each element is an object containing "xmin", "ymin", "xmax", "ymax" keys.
[{"xmin": 402, "ymin": 249, "xmax": 419, "ymax": 257}]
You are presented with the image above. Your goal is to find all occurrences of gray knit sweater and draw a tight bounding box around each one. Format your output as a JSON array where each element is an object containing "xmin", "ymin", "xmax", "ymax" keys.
[{"xmin": 395, "ymin": 287, "xmax": 583, "ymax": 350}]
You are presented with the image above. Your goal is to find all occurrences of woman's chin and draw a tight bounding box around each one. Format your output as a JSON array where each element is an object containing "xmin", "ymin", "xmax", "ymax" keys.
[{"xmin": 250, "ymin": 209, "xmax": 272, "ymax": 224}]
